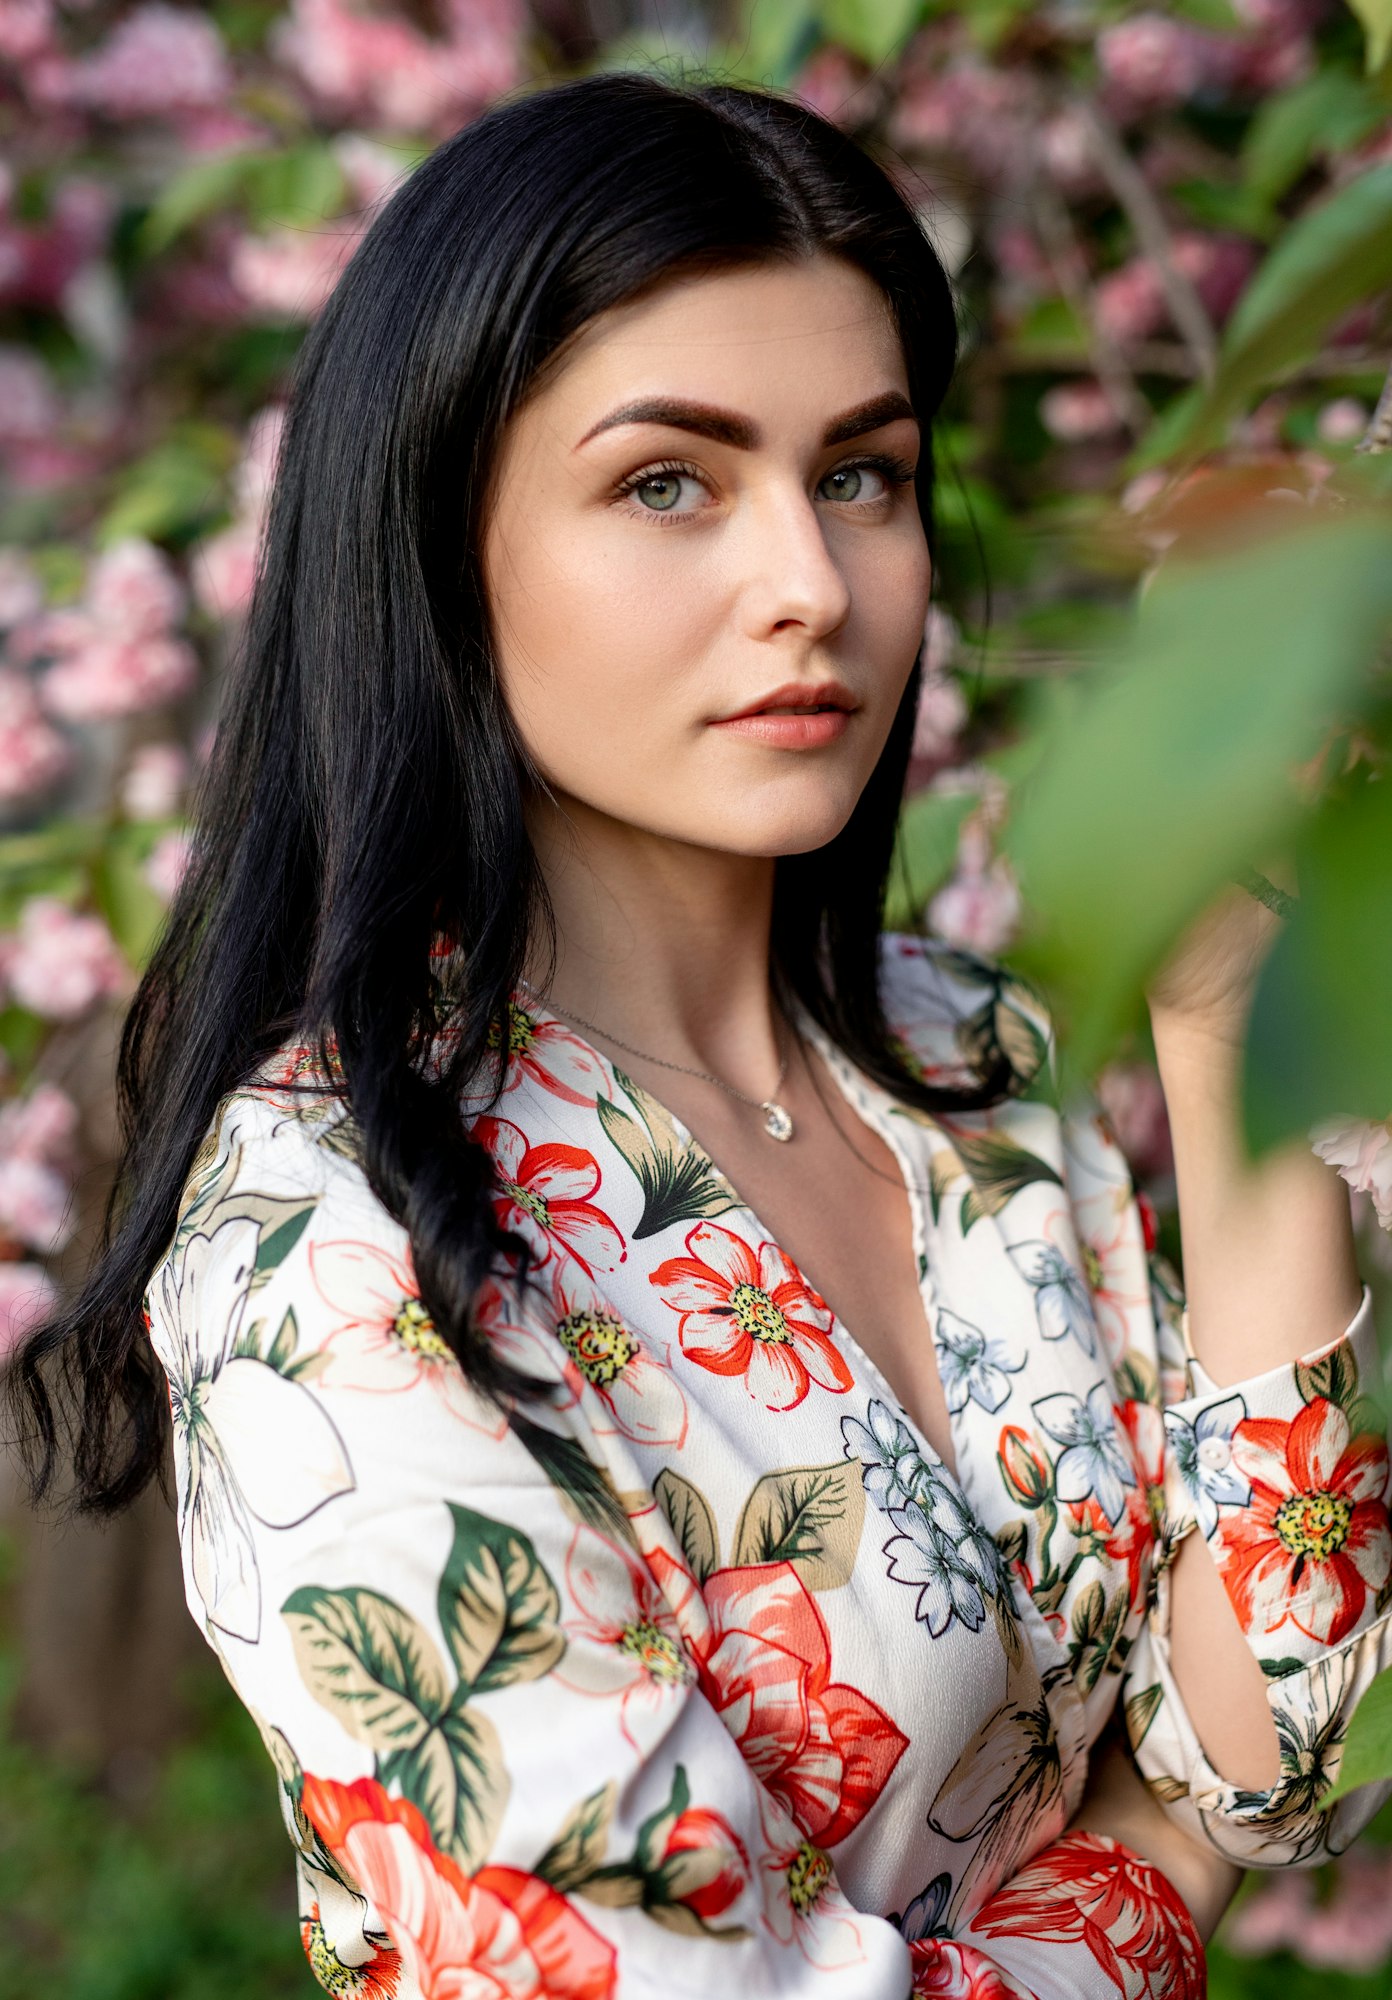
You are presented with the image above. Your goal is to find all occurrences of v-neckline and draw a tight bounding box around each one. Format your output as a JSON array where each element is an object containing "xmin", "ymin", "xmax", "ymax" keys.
[{"xmin": 513, "ymin": 980, "xmax": 969, "ymax": 1490}]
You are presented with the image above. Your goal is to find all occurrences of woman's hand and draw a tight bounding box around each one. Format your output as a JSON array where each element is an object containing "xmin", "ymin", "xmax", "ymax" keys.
[
  {"xmin": 1065, "ymin": 1716, "xmax": 1243, "ymax": 1943},
  {"xmin": 1142, "ymin": 862, "xmax": 1294, "ymax": 1048}
]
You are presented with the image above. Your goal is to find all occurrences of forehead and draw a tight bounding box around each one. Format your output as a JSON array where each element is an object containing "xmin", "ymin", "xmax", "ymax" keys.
[{"xmin": 527, "ymin": 255, "xmax": 908, "ymax": 426}]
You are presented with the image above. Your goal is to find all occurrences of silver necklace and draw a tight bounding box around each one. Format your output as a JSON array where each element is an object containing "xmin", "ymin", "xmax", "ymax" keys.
[{"xmin": 516, "ymin": 976, "xmax": 797, "ymax": 1142}]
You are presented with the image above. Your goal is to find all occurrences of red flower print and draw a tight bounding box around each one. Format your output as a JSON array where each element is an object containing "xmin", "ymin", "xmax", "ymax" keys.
[
  {"xmin": 910, "ymin": 1939, "xmax": 1030, "ymax": 1998},
  {"xmin": 648, "ymin": 1220, "xmax": 852, "ymax": 1412},
  {"xmin": 658, "ymin": 1806, "xmax": 750, "ymax": 1920},
  {"xmin": 1070, "ymin": 1186, "xmax": 1153, "ymax": 1369},
  {"xmin": 969, "ymin": 1828, "xmax": 1204, "ymax": 1997},
  {"xmin": 310, "ymin": 1236, "xmax": 508, "ymax": 1438},
  {"xmin": 300, "ymin": 1899, "xmax": 402, "ymax": 1997},
  {"xmin": 1106, "ymin": 1398, "xmax": 1166, "ymax": 1617},
  {"xmin": 696, "ymin": 1561, "xmax": 908, "ymax": 1848},
  {"xmin": 486, "ymin": 997, "xmax": 613, "ymax": 1108},
  {"xmin": 474, "ymin": 1115, "xmax": 626, "ymax": 1277},
  {"xmin": 997, "ymin": 1425, "xmax": 1052, "ymax": 1510},
  {"xmin": 301, "ymin": 1774, "xmax": 617, "ymax": 2000},
  {"xmin": 557, "ymin": 1524, "xmax": 697, "ymax": 1751},
  {"xmin": 1218, "ymin": 1396, "xmax": 1392, "ymax": 1646}
]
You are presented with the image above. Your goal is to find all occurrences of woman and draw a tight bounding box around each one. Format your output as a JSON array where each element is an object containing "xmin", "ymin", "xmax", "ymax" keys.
[{"xmin": 11, "ymin": 68, "xmax": 1391, "ymax": 1999}]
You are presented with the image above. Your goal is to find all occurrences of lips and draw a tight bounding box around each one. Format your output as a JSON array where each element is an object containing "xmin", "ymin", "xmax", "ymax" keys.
[{"xmin": 714, "ymin": 680, "xmax": 857, "ymax": 722}]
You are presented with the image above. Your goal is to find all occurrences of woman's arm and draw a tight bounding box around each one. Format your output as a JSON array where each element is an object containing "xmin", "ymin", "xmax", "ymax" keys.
[{"xmin": 1151, "ymin": 1004, "xmax": 1367, "ymax": 1790}]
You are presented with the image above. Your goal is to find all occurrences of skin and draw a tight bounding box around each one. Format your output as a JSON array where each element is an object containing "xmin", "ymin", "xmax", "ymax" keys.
[{"xmin": 478, "ymin": 251, "xmax": 1269, "ymax": 1940}]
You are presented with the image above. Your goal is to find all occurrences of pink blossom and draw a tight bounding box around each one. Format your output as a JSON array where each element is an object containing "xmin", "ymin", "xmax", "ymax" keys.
[
  {"xmin": 236, "ymin": 403, "xmax": 288, "ymax": 516},
  {"xmin": 0, "ymin": 1154, "xmax": 73, "ymax": 1252},
  {"xmin": 0, "ymin": 1080, "xmax": 78, "ymax": 1164},
  {"xmin": 928, "ymin": 860, "xmax": 1021, "ymax": 955},
  {"xmin": 1223, "ymin": 1870, "xmax": 1311, "ymax": 1957},
  {"xmin": 170, "ymin": 107, "xmax": 271, "ymax": 155},
  {"xmin": 1040, "ymin": 380, "xmax": 1126, "ymax": 443},
  {"xmin": 1039, "ymin": 109, "xmax": 1098, "ymax": 195},
  {"xmin": 1310, "ymin": 1116, "xmax": 1392, "ymax": 1229},
  {"xmin": 87, "ymin": 536, "xmax": 185, "ymax": 638},
  {"xmin": 229, "ymin": 223, "xmax": 362, "ymax": 319},
  {"xmin": 0, "ymin": 0, "xmax": 54, "ymax": 63},
  {"xmin": 923, "ymin": 603, "xmax": 959, "ymax": 677},
  {"xmin": 890, "ymin": 62, "xmax": 1034, "ymax": 182},
  {"xmin": 912, "ymin": 674, "xmax": 968, "ymax": 763},
  {"xmin": 1172, "ymin": 231, "xmax": 1256, "ymax": 325},
  {"xmin": 1094, "ymin": 259, "xmax": 1167, "ymax": 344},
  {"xmin": 121, "ymin": 741, "xmax": 189, "ymax": 819},
  {"xmin": 0, "ymin": 548, "xmax": 43, "ymax": 627},
  {"xmin": 1095, "ymin": 1061, "xmax": 1174, "ymax": 1179},
  {"xmin": 73, "ymin": 3, "xmax": 231, "ymax": 119},
  {"xmin": 0, "ymin": 666, "xmax": 72, "ymax": 802},
  {"xmin": 789, "ymin": 46, "xmax": 873, "ymax": 128},
  {"xmin": 928, "ymin": 820, "xmax": 1021, "ymax": 954},
  {"xmin": 1097, "ymin": 14, "xmax": 1233, "ymax": 112},
  {"xmin": 1316, "ymin": 397, "xmax": 1368, "ymax": 445},
  {"xmin": 0, "ymin": 346, "xmax": 60, "ymax": 443},
  {"xmin": 0, "ymin": 1260, "xmax": 57, "ymax": 1360},
  {"xmin": 5, "ymin": 896, "xmax": 128, "ymax": 1020},
  {"xmin": 272, "ymin": 0, "xmax": 522, "ymax": 134},
  {"xmin": 332, "ymin": 133, "xmax": 414, "ymax": 213},
  {"xmin": 143, "ymin": 825, "xmax": 192, "ymax": 901},
  {"xmin": 191, "ymin": 516, "xmax": 259, "ymax": 622},
  {"xmin": 40, "ymin": 634, "xmax": 197, "ymax": 722}
]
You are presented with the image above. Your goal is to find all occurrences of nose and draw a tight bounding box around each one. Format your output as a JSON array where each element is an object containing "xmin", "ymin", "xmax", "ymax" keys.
[{"xmin": 737, "ymin": 478, "xmax": 853, "ymax": 643}]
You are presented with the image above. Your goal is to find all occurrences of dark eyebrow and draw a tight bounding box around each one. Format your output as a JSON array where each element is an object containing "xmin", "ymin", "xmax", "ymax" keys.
[{"xmin": 574, "ymin": 389, "xmax": 918, "ymax": 452}]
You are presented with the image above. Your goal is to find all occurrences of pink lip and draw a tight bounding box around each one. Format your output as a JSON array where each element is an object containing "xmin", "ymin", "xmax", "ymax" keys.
[{"xmin": 708, "ymin": 678, "xmax": 858, "ymax": 747}]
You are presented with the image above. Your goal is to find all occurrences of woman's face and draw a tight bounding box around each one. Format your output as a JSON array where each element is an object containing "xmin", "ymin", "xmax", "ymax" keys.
[{"xmin": 480, "ymin": 252, "xmax": 932, "ymax": 859}]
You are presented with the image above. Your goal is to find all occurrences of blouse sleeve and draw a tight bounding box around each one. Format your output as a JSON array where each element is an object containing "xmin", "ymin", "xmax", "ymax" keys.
[
  {"xmin": 1056, "ymin": 1084, "xmax": 1392, "ymax": 1868},
  {"xmin": 143, "ymin": 1091, "xmax": 920, "ymax": 2000}
]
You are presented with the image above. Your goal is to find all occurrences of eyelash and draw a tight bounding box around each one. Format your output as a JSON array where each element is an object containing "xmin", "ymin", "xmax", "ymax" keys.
[{"xmin": 612, "ymin": 452, "xmax": 919, "ymax": 527}]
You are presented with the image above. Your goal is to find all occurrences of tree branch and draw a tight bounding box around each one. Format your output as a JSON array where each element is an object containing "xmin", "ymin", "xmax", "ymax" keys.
[{"xmin": 1072, "ymin": 94, "xmax": 1220, "ymax": 386}]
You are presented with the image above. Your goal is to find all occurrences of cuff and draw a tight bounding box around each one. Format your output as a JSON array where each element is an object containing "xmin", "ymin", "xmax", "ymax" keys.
[{"xmin": 1161, "ymin": 1283, "xmax": 1392, "ymax": 1673}]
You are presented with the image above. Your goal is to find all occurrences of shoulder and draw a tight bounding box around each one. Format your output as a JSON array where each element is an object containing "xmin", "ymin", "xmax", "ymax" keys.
[{"xmin": 875, "ymin": 929, "xmax": 1056, "ymax": 1096}]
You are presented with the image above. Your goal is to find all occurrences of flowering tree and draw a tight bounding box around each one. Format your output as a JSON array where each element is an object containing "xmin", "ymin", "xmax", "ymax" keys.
[{"xmin": 1, "ymin": 0, "xmax": 1391, "ymax": 1984}]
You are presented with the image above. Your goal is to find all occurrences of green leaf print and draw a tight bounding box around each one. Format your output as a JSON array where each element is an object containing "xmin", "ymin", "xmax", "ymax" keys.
[
  {"xmin": 654, "ymin": 1469, "xmax": 720, "ymax": 1584},
  {"xmin": 599, "ymin": 1076, "xmax": 744, "ymax": 1240},
  {"xmin": 253, "ymin": 1203, "xmax": 317, "ymax": 1283},
  {"xmin": 439, "ymin": 1502, "xmax": 566, "ymax": 1696},
  {"xmin": 509, "ymin": 1412, "xmax": 634, "ymax": 1542},
  {"xmin": 731, "ymin": 1462, "xmax": 866, "ymax": 1592},
  {"xmin": 535, "ymin": 1783, "xmax": 618, "ymax": 1893},
  {"xmin": 379, "ymin": 1701, "xmax": 508, "ymax": 1870},
  {"xmin": 1295, "ymin": 1341, "xmax": 1360, "ymax": 1412},
  {"xmin": 941, "ymin": 1125, "xmax": 1062, "ymax": 1235},
  {"xmin": 1125, "ymin": 1683, "xmax": 1164, "ymax": 1748},
  {"xmin": 283, "ymin": 1586, "xmax": 451, "ymax": 1752}
]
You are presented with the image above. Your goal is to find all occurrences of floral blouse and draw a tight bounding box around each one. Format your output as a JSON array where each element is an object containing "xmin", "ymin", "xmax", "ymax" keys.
[{"xmin": 143, "ymin": 930, "xmax": 1392, "ymax": 2000}]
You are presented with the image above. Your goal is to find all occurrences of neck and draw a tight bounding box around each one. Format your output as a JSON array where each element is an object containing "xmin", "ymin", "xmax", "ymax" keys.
[{"xmin": 520, "ymin": 787, "xmax": 787, "ymax": 1099}]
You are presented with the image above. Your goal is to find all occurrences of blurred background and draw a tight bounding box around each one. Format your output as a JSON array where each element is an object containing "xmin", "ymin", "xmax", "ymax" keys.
[{"xmin": 2, "ymin": 0, "xmax": 1391, "ymax": 1993}]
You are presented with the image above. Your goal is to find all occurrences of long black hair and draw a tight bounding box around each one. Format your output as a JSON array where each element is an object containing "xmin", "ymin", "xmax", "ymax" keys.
[{"xmin": 6, "ymin": 66, "xmax": 1034, "ymax": 1521}]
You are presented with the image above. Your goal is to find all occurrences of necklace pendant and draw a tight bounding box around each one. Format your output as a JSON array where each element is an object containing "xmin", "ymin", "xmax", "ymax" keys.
[{"xmin": 761, "ymin": 1099, "xmax": 795, "ymax": 1142}]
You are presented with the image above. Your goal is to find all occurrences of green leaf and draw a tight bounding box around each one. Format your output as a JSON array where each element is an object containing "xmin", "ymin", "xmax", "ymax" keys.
[
  {"xmin": 89, "ymin": 826, "xmax": 170, "ymax": 972},
  {"xmin": 438, "ymin": 1502, "xmax": 564, "ymax": 1696},
  {"xmin": 1242, "ymin": 69, "xmax": 1389, "ymax": 204},
  {"xmin": 731, "ymin": 1461, "xmax": 866, "ymax": 1591},
  {"xmin": 1348, "ymin": 0, "xmax": 1392, "ymax": 71},
  {"xmin": 282, "ymin": 1586, "xmax": 450, "ymax": 1752},
  {"xmin": 816, "ymin": 0, "xmax": 922, "ymax": 67},
  {"xmin": 99, "ymin": 425, "xmax": 239, "ymax": 547},
  {"xmin": 378, "ymin": 1703, "xmax": 507, "ymax": 1869},
  {"xmin": 1005, "ymin": 512, "xmax": 1392, "ymax": 1085},
  {"xmin": 1175, "ymin": 165, "xmax": 1392, "ymax": 457},
  {"xmin": 1245, "ymin": 765, "xmax": 1392, "ymax": 1148},
  {"xmin": 653, "ymin": 1469, "xmax": 720, "ymax": 1584},
  {"xmin": 535, "ymin": 1784, "xmax": 617, "ymax": 1894},
  {"xmin": 136, "ymin": 152, "xmax": 264, "ymax": 259},
  {"xmin": 264, "ymin": 1305, "xmax": 299, "ymax": 1374},
  {"xmin": 1294, "ymin": 1340, "xmax": 1361, "ymax": 1412},
  {"xmin": 886, "ymin": 787, "xmax": 977, "ymax": 930},
  {"xmin": 1322, "ymin": 1664, "xmax": 1392, "ymax": 1805},
  {"xmin": 254, "ymin": 1204, "xmax": 317, "ymax": 1285}
]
